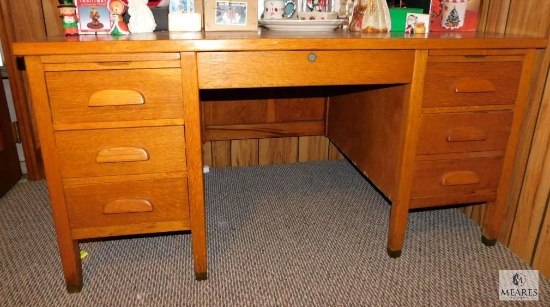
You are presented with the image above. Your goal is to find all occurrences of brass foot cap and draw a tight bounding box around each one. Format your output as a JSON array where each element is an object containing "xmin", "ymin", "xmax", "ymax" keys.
[
  {"xmin": 387, "ymin": 247, "xmax": 402, "ymax": 258},
  {"xmin": 481, "ymin": 235, "xmax": 497, "ymax": 246},
  {"xmin": 195, "ymin": 272, "xmax": 208, "ymax": 281}
]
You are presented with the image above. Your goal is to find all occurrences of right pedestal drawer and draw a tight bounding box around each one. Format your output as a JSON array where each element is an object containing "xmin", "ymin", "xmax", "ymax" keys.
[
  {"xmin": 423, "ymin": 61, "xmax": 523, "ymax": 107},
  {"xmin": 416, "ymin": 111, "xmax": 513, "ymax": 155},
  {"xmin": 412, "ymin": 52, "xmax": 526, "ymax": 208}
]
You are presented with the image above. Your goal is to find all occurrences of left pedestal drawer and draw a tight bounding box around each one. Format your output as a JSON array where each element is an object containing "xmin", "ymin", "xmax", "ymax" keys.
[
  {"xmin": 55, "ymin": 126, "xmax": 187, "ymax": 178},
  {"xmin": 65, "ymin": 178, "xmax": 189, "ymax": 230}
]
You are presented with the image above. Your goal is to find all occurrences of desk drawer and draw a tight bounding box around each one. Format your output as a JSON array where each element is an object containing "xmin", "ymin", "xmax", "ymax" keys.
[
  {"xmin": 423, "ymin": 61, "xmax": 522, "ymax": 107},
  {"xmin": 56, "ymin": 126, "xmax": 186, "ymax": 178},
  {"xmin": 416, "ymin": 111, "xmax": 513, "ymax": 155},
  {"xmin": 65, "ymin": 178, "xmax": 189, "ymax": 229},
  {"xmin": 411, "ymin": 155, "xmax": 504, "ymax": 199},
  {"xmin": 46, "ymin": 68, "xmax": 183, "ymax": 125},
  {"xmin": 197, "ymin": 51, "xmax": 415, "ymax": 89}
]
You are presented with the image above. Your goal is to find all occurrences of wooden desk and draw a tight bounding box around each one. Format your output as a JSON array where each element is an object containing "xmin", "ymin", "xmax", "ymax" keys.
[{"xmin": 12, "ymin": 31, "xmax": 548, "ymax": 292}]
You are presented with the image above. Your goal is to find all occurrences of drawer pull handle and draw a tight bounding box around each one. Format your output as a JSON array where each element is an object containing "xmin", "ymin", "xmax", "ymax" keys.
[
  {"xmin": 308, "ymin": 53, "xmax": 317, "ymax": 62},
  {"xmin": 96, "ymin": 147, "xmax": 150, "ymax": 163},
  {"xmin": 454, "ymin": 79, "xmax": 495, "ymax": 93},
  {"xmin": 446, "ymin": 127, "xmax": 487, "ymax": 142},
  {"xmin": 440, "ymin": 171, "xmax": 480, "ymax": 186},
  {"xmin": 89, "ymin": 89, "xmax": 145, "ymax": 107},
  {"xmin": 103, "ymin": 198, "xmax": 153, "ymax": 214}
]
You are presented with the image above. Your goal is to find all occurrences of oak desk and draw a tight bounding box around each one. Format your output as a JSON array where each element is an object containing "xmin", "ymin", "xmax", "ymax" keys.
[{"xmin": 13, "ymin": 31, "xmax": 548, "ymax": 292}]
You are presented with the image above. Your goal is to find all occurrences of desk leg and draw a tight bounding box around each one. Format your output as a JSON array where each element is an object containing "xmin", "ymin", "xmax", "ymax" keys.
[
  {"xmin": 387, "ymin": 200, "xmax": 410, "ymax": 258},
  {"xmin": 58, "ymin": 239, "xmax": 83, "ymax": 293},
  {"xmin": 181, "ymin": 52, "xmax": 208, "ymax": 281},
  {"xmin": 480, "ymin": 201, "xmax": 499, "ymax": 246}
]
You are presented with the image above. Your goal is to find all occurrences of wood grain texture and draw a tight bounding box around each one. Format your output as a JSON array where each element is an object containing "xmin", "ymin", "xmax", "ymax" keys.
[
  {"xmin": 231, "ymin": 139, "xmax": 259, "ymax": 166},
  {"xmin": 483, "ymin": 0, "xmax": 511, "ymax": 34},
  {"xmin": 259, "ymin": 137, "xmax": 298, "ymax": 165},
  {"xmin": 298, "ymin": 136, "xmax": 329, "ymax": 163},
  {"xmin": 532, "ymin": 194, "xmax": 550, "ymax": 277},
  {"xmin": 500, "ymin": 43, "xmax": 550, "ymax": 247},
  {"xmin": 24, "ymin": 56, "xmax": 82, "ymax": 291},
  {"xmin": 42, "ymin": 0, "xmax": 63, "ymax": 37},
  {"xmin": 506, "ymin": 0, "xmax": 550, "ymax": 36},
  {"xmin": 508, "ymin": 58, "xmax": 550, "ymax": 262},
  {"xmin": 328, "ymin": 141, "xmax": 344, "ymax": 160},
  {"xmin": 203, "ymin": 142, "xmax": 213, "ymax": 167},
  {"xmin": 205, "ymin": 121, "xmax": 324, "ymax": 141},
  {"xmin": 198, "ymin": 51, "xmax": 415, "ymax": 89},
  {"xmin": 46, "ymin": 68, "xmax": 184, "ymax": 125},
  {"xmin": 481, "ymin": 50, "xmax": 537, "ymax": 243},
  {"xmin": 211, "ymin": 141, "xmax": 231, "ymax": 168},
  {"xmin": 181, "ymin": 52, "xmax": 207, "ymax": 279},
  {"xmin": 65, "ymin": 178, "xmax": 189, "ymax": 228},
  {"xmin": 55, "ymin": 126, "xmax": 186, "ymax": 178},
  {"xmin": 387, "ymin": 50, "xmax": 428, "ymax": 253},
  {"xmin": 0, "ymin": 0, "xmax": 43, "ymax": 179},
  {"xmin": 327, "ymin": 85, "xmax": 408, "ymax": 199}
]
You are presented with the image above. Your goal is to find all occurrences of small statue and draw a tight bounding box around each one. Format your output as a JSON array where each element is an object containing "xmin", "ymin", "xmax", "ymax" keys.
[
  {"xmin": 57, "ymin": 0, "xmax": 79, "ymax": 36},
  {"xmin": 349, "ymin": 0, "xmax": 391, "ymax": 33},
  {"xmin": 87, "ymin": 6, "xmax": 104, "ymax": 29},
  {"xmin": 128, "ymin": 0, "xmax": 157, "ymax": 33},
  {"xmin": 108, "ymin": 0, "xmax": 130, "ymax": 35}
]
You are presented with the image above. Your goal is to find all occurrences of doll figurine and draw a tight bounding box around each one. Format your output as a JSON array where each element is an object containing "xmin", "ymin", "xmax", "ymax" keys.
[
  {"xmin": 349, "ymin": 0, "xmax": 391, "ymax": 33},
  {"xmin": 108, "ymin": 0, "xmax": 130, "ymax": 35},
  {"xmin": 58, "ymin": 0, "xmax": 79, "ymax": 36}
]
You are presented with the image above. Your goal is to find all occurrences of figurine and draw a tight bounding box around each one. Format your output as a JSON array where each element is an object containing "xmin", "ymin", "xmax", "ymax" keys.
[
  {"xmin": 87, "ymin": 6, "xmax": 104, "ymax": 29},
  {"xmin": 128, "ymin": 0, "xmax": 157, "ymax": 33},
  {"xmin": 349, "ymin": 0, "xmax": 391, "ymax": 33},
  {"xmin": 108, "ymin": 0, "xmax": 130, "ymax": 35},
  {"xmin": 58, "ymin": 0, "xmax": 79, "ymax": 36}
]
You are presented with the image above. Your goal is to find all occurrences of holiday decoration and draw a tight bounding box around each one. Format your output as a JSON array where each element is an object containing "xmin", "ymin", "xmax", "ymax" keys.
[
  {"xmin": 349, "ymin": 0, "xmax": 391, "ymax": 33},
  {"xmin": 58, "ymin": 0, "xmax": 79, "ymax": 36}
]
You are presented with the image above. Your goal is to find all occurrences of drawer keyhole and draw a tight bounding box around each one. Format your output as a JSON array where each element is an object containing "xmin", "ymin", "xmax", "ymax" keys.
[{"xmin": 308, "ymin": 53, "xmax": 317, "ymax": 62}]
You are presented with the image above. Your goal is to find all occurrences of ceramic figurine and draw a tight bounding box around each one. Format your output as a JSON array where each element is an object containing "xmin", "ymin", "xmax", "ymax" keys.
[
  {"xmin": 128, "ymin": 0, "xmax": 157, "ymax": 33},
  {"xmin": 349, "ymin": 0, "xmax": 391, "ymax": 33},
  {"xmin": 58, "ymin": 0, "xmax": 79, "ymax": 36},
  {"xmin": 108, "ymin": 0, "xmax": 130, "ymax": 35}
]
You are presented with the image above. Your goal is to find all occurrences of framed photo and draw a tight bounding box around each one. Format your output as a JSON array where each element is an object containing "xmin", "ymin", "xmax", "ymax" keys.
[{"xmin": 204, "ymin": 0, "xmax": 258, "ymax": 31}]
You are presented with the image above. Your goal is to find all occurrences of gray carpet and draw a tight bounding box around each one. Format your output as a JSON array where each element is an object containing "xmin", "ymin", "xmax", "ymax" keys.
[{"xmin": 0, "ymin": 160, "xmax": 548, "ymax": 306}]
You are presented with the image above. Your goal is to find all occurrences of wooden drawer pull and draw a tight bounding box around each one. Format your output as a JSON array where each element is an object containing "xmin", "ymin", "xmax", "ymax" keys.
[
  {"xmin": 440, "ymin": 171, "xmax": 481, "ymax": 186},
  {"xmin": 454, "ymin": 78, "xmax": 495, "ymax": 93},
  {"xmin": 446, "ymin": 127, "xmax": 488, "ymax": 142},
  {"xmin": 89, "ymin": 89, "xmax": 145, "ymax": 107},
  {"xmin": 96, "ymin": 147, "xmax": 149, "ymax": 163},
  {"xmin": 103, "ymin": 198, "xmax": 153, "ymax": 214}
]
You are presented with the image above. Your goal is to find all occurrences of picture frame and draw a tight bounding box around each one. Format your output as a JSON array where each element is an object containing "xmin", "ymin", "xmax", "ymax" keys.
[{"xmin": 204, "ymin": 0, "xmax": 258, "ymax": 31}]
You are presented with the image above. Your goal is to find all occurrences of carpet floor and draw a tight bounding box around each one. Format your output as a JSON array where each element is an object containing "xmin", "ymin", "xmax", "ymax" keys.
[{"xmin": 0, "ymin": 160, "xmax": 548, "ymax": 306}]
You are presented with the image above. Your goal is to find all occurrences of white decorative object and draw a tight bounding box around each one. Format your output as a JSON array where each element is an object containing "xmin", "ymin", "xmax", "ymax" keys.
[
  {"xmin": 440, "ymin": 0, "xmax": 467, "ymax": 29},
  {"xmin": 128, "ymin": 0, "xmax": 157, "ymax": 33},
  {"xmin": 169, "ymin": 12, "xmax": 202, "ymax": 31}
]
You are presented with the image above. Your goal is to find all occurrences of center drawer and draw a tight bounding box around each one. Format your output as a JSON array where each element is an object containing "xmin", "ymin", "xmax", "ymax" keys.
[
  {"xmin": 197, "ymin": 50, "xmax": 415, "ymax": 88},
  {"xmin": 46, "ymin": 68, "xmax": 184, "ymax": 125},
  {"xmin": 55, "ymin": 126, "xmax": 186, "ymax": 178}
]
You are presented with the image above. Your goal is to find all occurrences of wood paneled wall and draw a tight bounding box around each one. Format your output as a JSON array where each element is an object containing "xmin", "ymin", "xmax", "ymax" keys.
[
  {"xmin": 201, "ymin": 87, "xmax": 343, "ymax": 167},
  {"xmin": 462, "ymin": 0, "xmax": 550, "ymax": 278}
]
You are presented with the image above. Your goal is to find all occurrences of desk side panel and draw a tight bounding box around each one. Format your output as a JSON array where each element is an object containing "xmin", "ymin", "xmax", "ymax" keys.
[{"xmin": 327, "ymin": 85, "xmax": 408, "ymax": 199}]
